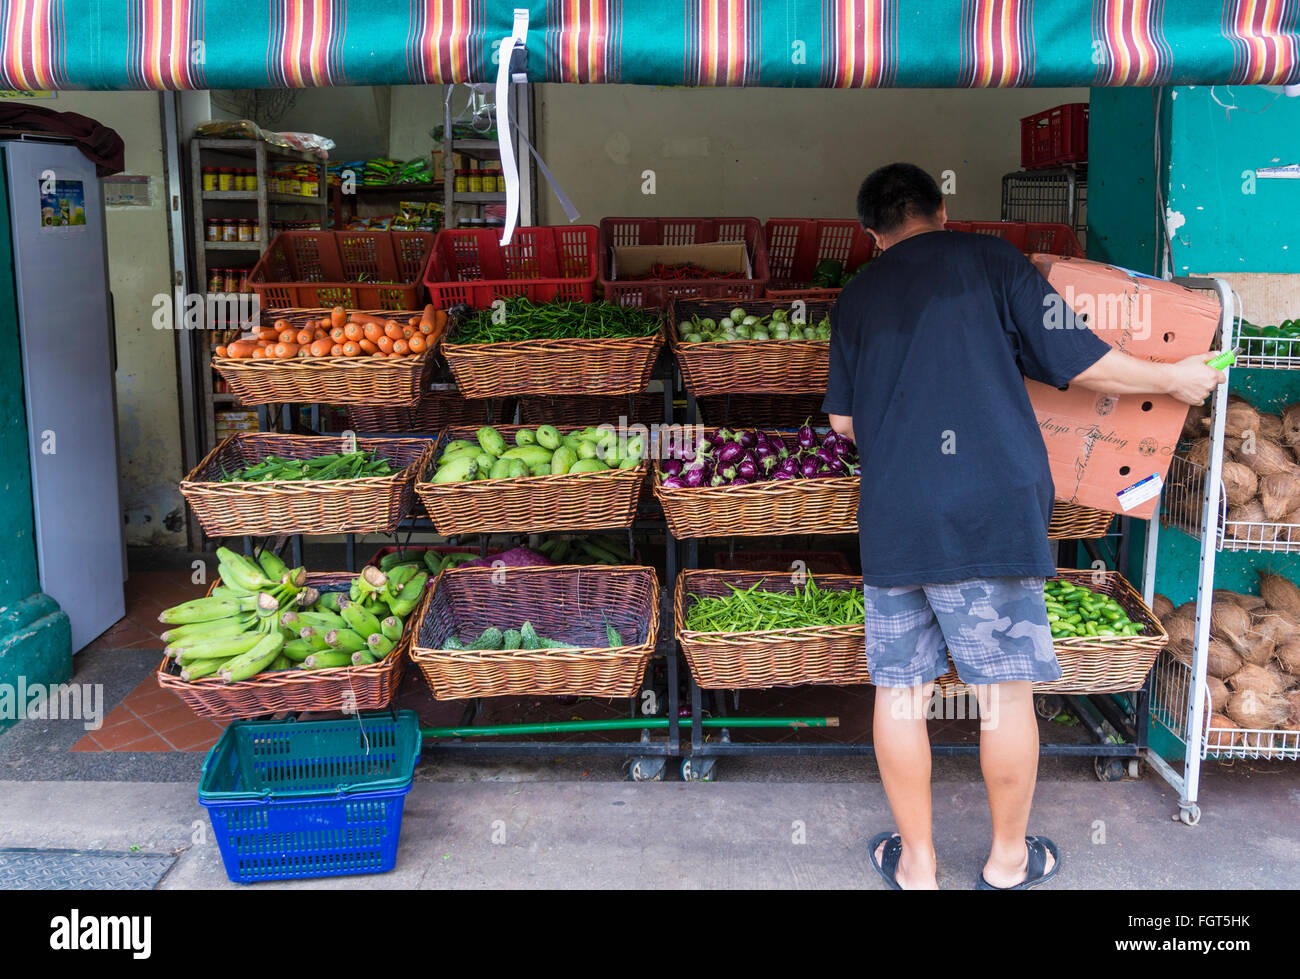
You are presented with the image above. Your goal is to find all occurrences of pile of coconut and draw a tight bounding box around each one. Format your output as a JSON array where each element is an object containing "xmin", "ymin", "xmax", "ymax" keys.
[
  {"xmin": 1178, "ymin": 397, "xmax": 1300, "ymax": 542},
  {"xmin": 1156, "ymin": 570, "xmax": 1300, "ymax": 749}
]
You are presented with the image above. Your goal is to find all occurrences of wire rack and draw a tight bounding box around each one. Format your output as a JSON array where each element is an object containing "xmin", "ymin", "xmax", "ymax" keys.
[
  {"xmin": 1230, "ymin": 322, "xmax": 1300, "ymax": 371},
  {"xmin": 1000, "ymin": 168, "xmax": 1087, "ymax": 245},
  {"xmin": 1162, "ymin": 452, "xmax": 1300, "ymax": 553}
]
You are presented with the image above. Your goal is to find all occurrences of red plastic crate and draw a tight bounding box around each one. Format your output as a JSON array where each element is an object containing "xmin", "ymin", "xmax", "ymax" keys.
[
  {"xmin": 1020, "ymin": 103, "xmax": 1089, "ymax": 169},
  {"xmin": 762, "ymin": 219, "xmax": 876, "ymax": 300},
  {"xmin": 248, "ymin": 231, "xmax": 434, "ymax": 310},
  {"xmin": 599, "ymin": 217, "xmax": 769, "ymax": 308},
  {"xmin": 944, "ymin": 220, "xmax": 1084, "ymax": 258},
  {"xmin": 422, "ymin": 225, "xmax": 598, "ymax": 308}
]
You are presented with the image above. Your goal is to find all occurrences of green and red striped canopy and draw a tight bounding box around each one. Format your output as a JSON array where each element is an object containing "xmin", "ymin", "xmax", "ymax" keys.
[{"xmin": 1, "ymin": 1, "xmax": 1297, "ymax": 91}]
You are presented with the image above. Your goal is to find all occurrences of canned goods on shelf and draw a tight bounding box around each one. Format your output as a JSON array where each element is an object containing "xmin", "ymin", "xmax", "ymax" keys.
[
  {"xmin": 217, "ymin": 167, "xmax": 233, "ymax": 191},
  {"xmin": 244, "ymin": 170, "xmax": 258, "ymax": 191},
  {"xmin": 223, "ymin": 268, "xmax": 241, "ymax": 293},
  {"xmin": 207, "ymin": 269, "xmax": 224, "ymax": 293},
  {"xmin": 202, "ymin": 167, "xmax": 218, "ymax": 192},
  {"xmin": 205, "ymin": 218, "xmax": 221, "ymax": 242},
  {"xmin": 454, "ymin": 169, "xmax": 468, "ymax": 193}
]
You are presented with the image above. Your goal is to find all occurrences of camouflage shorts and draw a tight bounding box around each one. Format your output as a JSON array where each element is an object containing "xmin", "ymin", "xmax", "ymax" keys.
[{"xmin": 862, "ymin": 577, "xmax": 1060, "ymax": 687}]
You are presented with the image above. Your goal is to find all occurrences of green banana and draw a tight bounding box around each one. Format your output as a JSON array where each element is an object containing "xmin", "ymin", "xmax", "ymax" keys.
[
  {"xmin": 180, "ymin": 659, "xmax": 223, "ymax": 681},
  {"xmin": 160, "ymin": 614, "xmax": 255, "ymax": 644},
  {"xmin": 158, "ymin": 596, "xmax": 242, "ymax": 625},
  {"xmin": 171, "ymin": 632, "xmax": 263, "ymax": 665},
  {"xmin": 256, "ymin": 548, "xmax": 289, "ymax": 580},
  {"xmin": 216, "ymin": 547, "xmax": 275, "ymax": 592},
  {"xmin": 386, "ymin": 572, "xmax": 428, "ymax": 617},
  {"xmin": 304, "ymin": 649, "xmax": 354, "ymax": 669},
  {"xmin": 351, "ymin": 650, "xmax": 378, "ymax": 666},
  {"xmin": 341, "ymin": 603, "xmax": 383, "ymax": 640},
  {"xmin": 282, "ymin": 638, "xmax": 316, "ymax": 662},
  {"xmin": 367, "ymin": 634, "xmax": 395, "ymax": 658},
  {"xmin": 325, "ymin": 628, "xmax": 368, "ymax": 653},
  {"xmin": 219, "ymin": 633, "xmax": 285, "ymax": 683},
  {"xmin": 300, "ymin": 625, "xmax": 329, "ymax": 651},
  {"xmin": 380, "ymin": 616, "xmax": 404, "ymax": 642}
]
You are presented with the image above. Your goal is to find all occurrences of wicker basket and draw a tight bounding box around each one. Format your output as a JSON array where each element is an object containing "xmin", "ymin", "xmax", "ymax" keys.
[
  {"xmin": 936, "ymin": 569, "xmax": 1168, "ymax": 696},
  {"xmin": 181, "ymin": 433, "xmax": 434, "ymax": 537},
  {"xmin": 415, "ymin": 425, "xmax": 647, "ymax": 535},
  {"xmin": 347, "ymin": 388, "xmax": 504, "ymax": 434},
  {"xmin": 212, "ymin": 308, "xmax": 445, "ymax": 407},
  {"xmin": 411, "ymin": 565, "xmax": 659, "ymax": 699},
  {"xmin": 696, "ymin": 393, "xmax": 828, "ymax": 430},
  {"xmin": 654, "ymin": 429, "xmax": 858, "ymax": 538},
  {"xmin": 668, "ymin": 298, "xmax": 832, "ymax": 396},
  {"xmin": 518, "ymin": 391, "xmax": 664, "ymax": 428},
  {"xmin": 441, "ymin": 320, "xmax": 664, "ymax": 400},
  {"xmin": 156, "ymin": 571, "xmax": 428, "ymax": 719},
  {"xmin": 675, "ymin": 570, "xmax": 870, "ymax": 689},
  {"xmin": 1047, "ymin": 500, "xmax": 1113, "ymax": 540}
]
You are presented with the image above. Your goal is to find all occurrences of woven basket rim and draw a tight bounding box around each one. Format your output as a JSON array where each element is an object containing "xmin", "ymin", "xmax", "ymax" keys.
[
  {"xmin": 443, "ymin": 333, "xmax": 663, "ymax": 352},
  {"xmin": 675, "ymin": 570, "xmax": 864, "ymax": 641},
  {"xmin": 213, "ymin": 349, "xmax": 433, "ymax": 369},
  {"xmin": 181, "ymin": 433, "xmax": 435, "ymax": 489}
]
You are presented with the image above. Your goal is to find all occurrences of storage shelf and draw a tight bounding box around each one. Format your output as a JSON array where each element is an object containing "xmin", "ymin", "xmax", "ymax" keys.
[
  {"xmin": 268, "ymin": 193, "xmax": 327, "ymax": 206},
  {"xmin": 456, "ymin": 192, "xmax": 506, "ymax": 203},
  {"xmin": 1162, "ymin": 452, "xmax": 1300, "ymax": 554},
  {"xmin": 203, "ymin": 240, "xmax": 264, "ymax": 251}
]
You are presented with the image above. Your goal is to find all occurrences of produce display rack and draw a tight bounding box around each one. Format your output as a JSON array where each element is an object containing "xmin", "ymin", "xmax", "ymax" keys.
[{"xmin": 1146, "ymin": 278, "xmax": 1300, "ymax": 826}]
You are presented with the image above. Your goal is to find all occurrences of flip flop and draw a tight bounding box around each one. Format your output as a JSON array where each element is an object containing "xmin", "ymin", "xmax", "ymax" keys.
[
  {"xmin": 868, "ymin": 831, "xmax": 904, "ymax": 890},
  {"xmin": 977, "ymin": 835, "xmax": 1060, "ymax": 890}
]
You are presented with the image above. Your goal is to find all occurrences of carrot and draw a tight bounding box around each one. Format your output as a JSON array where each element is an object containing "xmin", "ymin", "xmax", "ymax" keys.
[
  {"xmin": 330, "ymin": 343, "xmax": 345, "ymax": 357},
  {"xmin": 407, "ymin": 334, "xmax": 426, "ymax": 354},
  {"xmin": 312, "ymin": 328, "xmax": 328, "ymax": 341},
  {"xmin": 330, "ymin": 306, "xmax": 347, "ymax": 330},
  {"xmin": 227, "ymin": 342, "xmax": 256, "ymax": 358},
  {"xmin": 348, "ymin": 312, "xmax": 391, "ymax": 327},
  {"xmin": 273, "ymin": 319, "xmax": 291, "ymax": 333},
  {"xmin": 296, "ymin": 329, "xmax": 314, "ymax": 346},
  {"xmin": 403, "ymin": 326, "xmax": 415, "ymax": 339},
  {"xmin": 363, "ymin": 322, "xmax": 384, "ymax": 343},
  {"xmin": 343, "ymin": 322, "xmax": 364, "ymax": 342},
  {"xmin": 377, "ymin": 336, "xmax": 395, "ymax": 354},
  {"xmin": 384, "ymin": 321, "xmax": 405, "ymax": 341},
  {"xmin": 433, "ymin": 309, "xmax": 448, "ymax": 332},
  {"xmin": 297, "ymin": 347, "xmax": 312, "ymax": 358},
  {"xmin": 273, "ymin": 342, "xmax": 299, "ymax": 359},
  {"xmin": 278, "ymin": 329, "xmax": 298, "ymax": 344},
  {"xmin": 251, "ymin": 346, "xmax": 267, "ymax": 359},
  {"xmin": 215, "ymin": 344, "xmax": 228, "ymax": 358},
  {"xmin": 392, "ymin": 339, "xmax": 409, "ymax": 356},
  {"xmin": 408, "ymin": 316, "xmax": 421, "ymax": 328},
  {"xmin": 330, "ymin": 327, "xmax": 346, "ymax": 343},
  {"xmin": 342, "ymin": 341, "xmax": 361, "ymax": 357},
  {"xmin": 358, "ymin": 338, "xmax": 378, "ymax": 355},
  {"xmin": 309, "ymin": 338, "xmax": 334, "ymax": 357},
  {"xmin": 257, "ymin": 327, "xmax": 279, "ymax": 342}
]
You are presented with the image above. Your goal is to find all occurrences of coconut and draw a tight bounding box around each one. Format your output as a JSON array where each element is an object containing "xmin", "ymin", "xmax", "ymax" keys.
[
  {"xmin": 1227, "ymin": 500, "xmax": 1277, "ymax": 542},
  {"xmin": 1205, "ymin": 714, "xmax": 1241, "ymax": 749},
  {"xmin": 1285, "ymin": 689, "xmax": 1300, "ymax": 730},
  {"xmin": 1259, "ymin": 469, "xmax": 1300, "ymax": 520},
  {"xmin": 1152, "ymin": 593, "xmax": 1174, "ymax": 620},
  {"xmin": 1240, "ymin": 631, "xmax": 1276, "ymax": 667},
  {"xmin": 1252, "ymin": 609, "xmax": 1300, "ymax": 647},
  {"xmin": 1259, "ymin": 413, "xmax": 1284, "ymax": 441},
  {"xmin": 1173, "ymin": 601, "xmax": 1198, "ymax": 620},
  {"xmin": 1207, "ymin": 674, "xmax": 1230, "ymax": 714},
  {"xmin": 1209, "ymin": 601, "xmax": 1252, "ymax": 654},
  {"xmin": 1215, "ymin": 589, "xmax": 1265, "ymax": 611},
  {"xmin": 1223, "ymin": 400, "xmax": 1261, "ymax": 439},
  {"xmin": 1227, "ymin": 661, "xmax": 1289, "ymax": 696},
  {"xmin": 1259, "ymin": 571, "xmax": 1300, "ymax": 618},
  {"xmin": 1221, "ymin": 461, "xmax": 1259, "ymax": 508},
  {"xmin": 1238, "ymin": 437, "xmax": 1294, "ymax": 477},
  {"xmin": 1274, "ymin": 640, "xmax": 1300, "ymax": 675},
  {"xmin": 1166, "ymin": 639, "xmax": 1194, "ymax": 667},
  {"xmin": 1182, "ymin": 401, "xmax": 1210, "ymax": 441},
  {"xmin": 1184, "ymin": 438, "xmax": 1212, "ymax": 471},
  {"xmin": 1227, "ymin": 689, "xmax": 1292, "ymax": 729},
  {"xmin": 1284, "ymin": 506, "xmax": 1300, "ymax": 527},
  {"xmin": 1282, "ymin": 403, "xmax": 1300, "ymax": 447},
  {"xmin": 1206, "ymin": 638, "xmax": 1244, "ymax": 679},
  {"xmin": 1162, "ymin": 614, "xmax": 1195, "ymax": 648}
]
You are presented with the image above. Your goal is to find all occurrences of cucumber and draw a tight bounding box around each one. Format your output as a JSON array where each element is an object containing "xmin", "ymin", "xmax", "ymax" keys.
[
  {"xmin": 535, "ymin": 425, "xmax": 561, "ymax": 450},
  {"xmin": 443, "ymin": 635, "xmax": 466, "ymax": 650},
  {"xmin": 468, "ymin": 627, "xmax": 504, "ymax": 651},
  {"xmin": 477, "ymin": 426, "xmax": 507, "ymax": 456}
]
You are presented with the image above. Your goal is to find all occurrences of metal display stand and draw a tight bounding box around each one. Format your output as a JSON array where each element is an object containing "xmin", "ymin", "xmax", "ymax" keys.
[
  {"xmin": 1000, "ymin": 167, "xmax": 1087, "ymax": 248},
  {"xmin": 1146, "ymin": 277, "xmax": 1300, "ymax": 826}
]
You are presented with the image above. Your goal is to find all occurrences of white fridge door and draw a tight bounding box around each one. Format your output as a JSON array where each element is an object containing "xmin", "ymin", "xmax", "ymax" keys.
[{"xmin": 5, "ymin": 139, "xmax": 125, "ymax": 651}]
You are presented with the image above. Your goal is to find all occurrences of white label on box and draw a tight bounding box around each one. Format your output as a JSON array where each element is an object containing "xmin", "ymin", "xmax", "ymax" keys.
[{"xmin": 1116, "ymin": 473, "xmax": 1163, "ymax": 512}]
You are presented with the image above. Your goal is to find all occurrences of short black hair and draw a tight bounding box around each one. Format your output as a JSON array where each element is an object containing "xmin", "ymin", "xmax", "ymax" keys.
[{"xmin": 856, "ymin": 163, "xmax": 944, "ymax": 234}]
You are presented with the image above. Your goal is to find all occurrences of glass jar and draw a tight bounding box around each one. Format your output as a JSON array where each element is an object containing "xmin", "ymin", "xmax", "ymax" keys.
[
  {"xmin": 454, "ymin": 169, "xmax": 468, "ymax": 193},
  {"xmin": 205, "ymin": 218, "xmax": 221, "ymax": 242},
  {"xmin": 248, "ymin": 217, "xmax": 260, "ymax": 240},
  {"xmin": 468, "ymin": 170, "xmax": 483, "ymax": 193},
  {"xmin": 244, "ymin": 169, "xmax": 258, "ymax": 192},
  {"xmin": 217, "ymin": 167, "xmax": 233, "ymax": 191},
  {"xmin": 301, "ymin": 176, "xmax": 318, "ymax": 197},
  {"xmin": 287, "ymin": 175, "xmax": 302, "ymax": 196},
  {"xmin": 224, "ymin": 268, "xmax": 241, "ymax": 293},
  {"xmin": 236, "ymin": 219, "xmax": 253, "ymax": 242},
  {"xmin": 208, "ymin": 268, "xmax": 224, "ymax": 294},
  {"xmin": 202, "ymin": 167, "xmax": 218, "ymax": 192},
  {"xmin": 221, "ymin": 219, "xmax": 238, "ymax": 242}
]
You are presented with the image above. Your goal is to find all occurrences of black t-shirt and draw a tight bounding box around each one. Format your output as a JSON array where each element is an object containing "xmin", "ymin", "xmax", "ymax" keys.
[{"xmin": 822, "ymin": 230, "xmax": 1109, "ymax": 586}]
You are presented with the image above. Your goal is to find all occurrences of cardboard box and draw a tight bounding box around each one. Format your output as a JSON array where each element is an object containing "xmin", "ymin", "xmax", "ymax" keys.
[
  {"xmin": 1025, "ymin": 255, "xmax": 1222, "ymax": 518},
  {"xmin": 610, "ymin": 241, "xmax": 751, "ymax": 280}
]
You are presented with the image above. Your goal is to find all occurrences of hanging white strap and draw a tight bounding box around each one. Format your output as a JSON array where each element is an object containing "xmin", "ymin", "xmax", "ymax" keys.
[{"xmin": 496, "ymin": 9, "xmax": 529, "ymax": 246}]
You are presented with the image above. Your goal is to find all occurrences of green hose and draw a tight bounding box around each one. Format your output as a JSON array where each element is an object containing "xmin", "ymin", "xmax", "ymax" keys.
[{"xmin": 420, "ymin": 716, "xmax": 838, "ymax": 739}]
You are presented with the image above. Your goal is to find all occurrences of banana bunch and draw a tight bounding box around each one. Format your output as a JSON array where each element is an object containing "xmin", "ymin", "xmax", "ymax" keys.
[{"xmin": 159, "ymin": 548, "xmax": 428, "ymax": 683}]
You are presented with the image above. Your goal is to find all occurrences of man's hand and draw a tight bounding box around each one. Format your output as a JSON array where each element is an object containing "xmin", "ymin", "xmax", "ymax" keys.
[{"xmin": 1164, "ymin": 353, "xmax": 1227, "ymax": 406}]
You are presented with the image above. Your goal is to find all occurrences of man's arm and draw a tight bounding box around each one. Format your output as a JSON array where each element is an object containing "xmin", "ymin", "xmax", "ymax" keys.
[
  {"xmin": 1070, "ymin": 349, "xmax": 1225, "ymax": 406},
  {"xmin": 829, "ymin": 413, "xmax": 855, "ymax": 441}
]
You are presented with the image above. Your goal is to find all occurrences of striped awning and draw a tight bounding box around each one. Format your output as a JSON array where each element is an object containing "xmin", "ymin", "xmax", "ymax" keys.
[{"xmin": 1, "ymin": 1, "xmax": 1297, "ymax": 91}]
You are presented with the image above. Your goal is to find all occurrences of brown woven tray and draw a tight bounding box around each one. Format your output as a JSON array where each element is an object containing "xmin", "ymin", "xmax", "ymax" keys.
[
  {"xmin": 211, "ymin": 308, "xmax": 446, "ymax": 406},
  {"xmin": 936, "ymin": 569, "xmax": 1168, "ymax": 696},
  {"xmin": 441, "ymin": 313, "xmax": 664, "ymax": 399},
  {"xmin": 696, "ymin": 393, "xmax": 828, "ymax": 430},
  {"xmin": 1047, "ymin": 500, "xmax": 1114, "ymax": 540},
  {"xmin": 411, "ymin": 565, "xmax": 659, "ymax": 699},
  {"xmin": 347, "ymin": 388, "xmax": 505, "ymax": 435},
  {"xmin": 675, "ymin": 570, "xmax": 870, "ymax": 689},
  {"xmin": 155, "ymin": 570, "xmax": 428, "ymax": 719},
  {"xmin": 668, "ymin": 298, "xmax": 832, "ymax": 396},
  {"xmin": 518, "ymin": 391, "xmax": 664, "ymax": 428},
  {"xmin": 653, "ymin": 429, "xmax": 858, "ymax": 538},
  {"xmin": 180, "ymin": 433, "xmax": 435, "ymax": 537},
  {"xmin": 415, "ymin": 424, "xmax": 646, "ymax": 535}
]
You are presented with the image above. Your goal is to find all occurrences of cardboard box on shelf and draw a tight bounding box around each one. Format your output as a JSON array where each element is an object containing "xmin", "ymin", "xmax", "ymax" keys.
[
  {"xmin": 610, "ymin": 241, "xmax": 751, "ymax": 280},
  {"xmin": 1025, "ymin": 255, "xmax": 1222, "ymax": 518}
]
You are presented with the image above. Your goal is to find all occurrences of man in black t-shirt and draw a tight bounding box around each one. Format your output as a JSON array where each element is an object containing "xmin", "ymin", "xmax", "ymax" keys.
[{"xmin": 825, "ymin": 164, "xmax": 1223, "ymax": 890}]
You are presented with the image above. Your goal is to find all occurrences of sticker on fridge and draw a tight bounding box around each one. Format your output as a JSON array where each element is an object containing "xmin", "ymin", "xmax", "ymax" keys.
[{"xmin": 38, "ymin": 178, "xmax": 86, "ymax": 227}]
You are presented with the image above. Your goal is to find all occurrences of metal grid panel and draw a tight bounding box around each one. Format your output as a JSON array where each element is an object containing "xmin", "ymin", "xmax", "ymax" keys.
[
  {"xmin": 1163, "ymin": 452, "xmax": 1300, "ymax": 553},
  {"xmin": 1000, "ymin": 168, "xmax": 1087, "ymax": 244}
]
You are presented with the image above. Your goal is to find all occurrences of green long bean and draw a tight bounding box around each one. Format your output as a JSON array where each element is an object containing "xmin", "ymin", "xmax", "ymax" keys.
[
  {"xmin": 448, "ymin": 296, "xmax": 660, "ymax": 344},
  {"xmin": 684, "ymin": 577, "xmax": 864, "ymax": 633}
]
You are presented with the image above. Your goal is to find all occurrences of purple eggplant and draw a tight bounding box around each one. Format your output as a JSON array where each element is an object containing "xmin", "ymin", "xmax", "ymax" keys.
[
  {"xmin": 716, "ymin": 441, "xmax": 746, "ymax": 466},
  {"xmin": 816, "ymin": 447, "xmax": 842, "ymax": 470},
  {"xmin": 710, "ymin": 473, "xmax": 730, "ymax": 487},
  {"xmin": 737, "ymin": 458, "xmax": 758, "ymax": 481},
  {"xmin": 797, "ymin": 419, "xmax": 817, "ymax": 450},
  {"xmin": 777, "ymin": 457, "xmax": 799, "ymax": 478},
  {"xmin": 662, "ymin": 458, "xmax": 683, "ymax": 477},
  {"xmin": 661, "ymin": 475, "xmax": 686, "ymax": 489},
  {"xmin": 683, "ymin": 465, "xmax": 706, "ymax": 488},
  {"xmin": 800, "ymin": 456, "xmax": 820, "ymax": 479},
  {"xmin": 822, "ymin": 429, "xmax": 840, "ymax": 449},
  {"xmin": 730, "ymin": 476, "xmax": 752, "ymax": 486},
  {"xmin": 831, "ymin": 439, "xmax": 853, "ymax": 458},
  {"xmin": 737, "ymin": 429, "xmax": 757, "ymax": 449},
  {"xmin": 771, "ymin": 470, "xmax": 795, "ymax": 481},
  {"xmin": 754, "ymin": 441, "xmax": 776, "ymax": 464},
  {"xmin": 761, "ymin": 454, "xmax": 779, "ymax": 474}
]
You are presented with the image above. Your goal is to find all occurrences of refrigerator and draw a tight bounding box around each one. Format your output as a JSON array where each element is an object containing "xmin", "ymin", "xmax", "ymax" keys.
[{"xmin": 1, "ymin": 136, "xmax": 125, "ymax": 651}]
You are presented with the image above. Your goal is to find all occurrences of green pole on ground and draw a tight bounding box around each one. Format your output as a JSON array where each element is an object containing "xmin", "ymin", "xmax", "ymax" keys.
[{"xmin": 419, "ymin": 716, "xmax": 838, "ymax": 739}]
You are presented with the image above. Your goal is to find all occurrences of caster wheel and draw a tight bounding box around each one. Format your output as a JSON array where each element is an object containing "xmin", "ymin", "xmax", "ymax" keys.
[
  {"xmin": 629, "ymin": 758, "xmax": 665, "ymax": 782},
  {"xmin": 1178, "ymin": 804, "xmax": 1202, "ymax": 826},
  {"xmin": 680, "ymin": 757, "xmax": 717, "ymax": 782},
  {"xmin": 1094, "ymin": 757, "xmax": 1126, "ymax": 782},
  {"xmin": 1127, "ymin": 759, "xmax": 1140, "ymax": 779},
  {"xmin": 1035, "ymin": 694, "xmax": 1064, "ymax": 720}
]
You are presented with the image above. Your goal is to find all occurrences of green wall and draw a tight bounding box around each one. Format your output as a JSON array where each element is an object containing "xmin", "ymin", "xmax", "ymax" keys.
[{"xmin": 1086, "ymin": 87, "xmax": 1162, "ymax": 275}]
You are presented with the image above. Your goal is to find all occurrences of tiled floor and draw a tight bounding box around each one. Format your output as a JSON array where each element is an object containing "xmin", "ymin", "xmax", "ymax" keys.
[{"xmin": 73, "ymin": 571, "xmax": 225, "ymax": 752}]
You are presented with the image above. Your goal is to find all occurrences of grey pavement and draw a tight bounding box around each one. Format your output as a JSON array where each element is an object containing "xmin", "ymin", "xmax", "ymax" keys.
[{"xmin": 1, "ymin": 763, "xmax": 1296, "ymax": 889}]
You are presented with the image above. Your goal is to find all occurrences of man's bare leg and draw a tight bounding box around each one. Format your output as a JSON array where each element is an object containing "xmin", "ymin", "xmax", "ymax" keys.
[
  {"xmin": 977, "ymin": 681, "xmax": 1055, "ymax": 887},
  {"xmin": 872, "ymin": 683, "xmax": 939, "ymax": 889}
]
